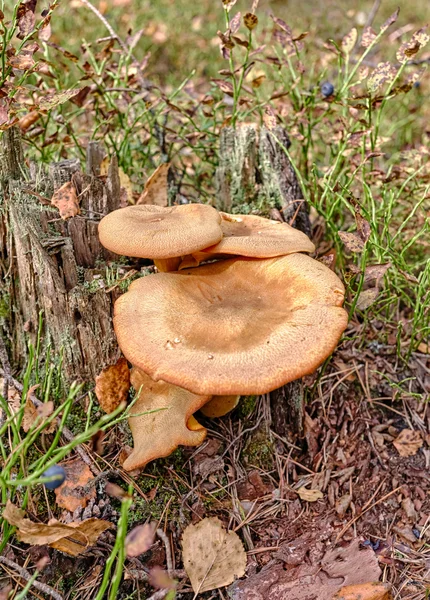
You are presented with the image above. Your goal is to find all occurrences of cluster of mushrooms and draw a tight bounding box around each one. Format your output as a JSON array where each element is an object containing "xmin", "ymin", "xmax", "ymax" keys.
[{"xmin": 98, "ymin": 204, "xmax": 348, "ymax": 471}]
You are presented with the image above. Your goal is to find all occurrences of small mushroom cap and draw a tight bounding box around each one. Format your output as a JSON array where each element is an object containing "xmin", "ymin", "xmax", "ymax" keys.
[
  {"xmin": 114, "ymin": 254, "xmax": 348, "ymax": 396},
  {"xmin": 203, "ymin": 212, "xmax": 315, "ymax": 257},
  {"xmin": 98, "ymin": 204, "xmax": 222, "ymax": 259},
  {"xmin": 124, "ymin": 367, "xmax": 210, "ymax": 471}
]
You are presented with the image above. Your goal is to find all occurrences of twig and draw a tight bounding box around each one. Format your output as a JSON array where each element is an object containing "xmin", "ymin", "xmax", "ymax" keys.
[
  {"xmin": 77, "ymin": 0, "xmax": 152, "ymax": 93},
  {"xmin": 0, "ymin": 368, "xmax": 95, "ymax": 469},
  {"xmin": 0, "ymin": 556, "xmax": 63, "ymax": 600},
  {"xmin": 157, "ymin": 528, "xmax": 173, "ymax": 575},
  {"xmin": 335, "ymin": 485, "xmax": 402, "ymax": 542}
]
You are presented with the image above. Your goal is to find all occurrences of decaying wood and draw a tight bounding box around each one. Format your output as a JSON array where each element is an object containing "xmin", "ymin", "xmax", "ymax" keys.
[
  {"xmin": 215, "ymin": 124, "xmax": 311, "ymax": 437},
  {"xmin": 0, "ymin": 128, "xmax": 121, "ymax": 382}
]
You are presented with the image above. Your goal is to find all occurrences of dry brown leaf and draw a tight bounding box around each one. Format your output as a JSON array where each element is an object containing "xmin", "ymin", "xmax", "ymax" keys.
[
  {"xmin": 18, "ymin": 110, "xmax": 40, "ymax": 132},
  {"xmin": 137, "ymin": 163, "xmax": 170, "ymax": 206},
  {"xmin": 2, "ymin": 501, "xmax": 111, "ymax": 556},
  {"xmin": 125, "ymin": 523, "xmax": 156, "ymax": 557},
  {"xmin": 297, "ymin": 487, "xmax": 323, "ymax": 502},
  {"xmin": 417, "ymin": 342, "xmax": 429, "ymax": 353},
  {"xmin": 51, "ymin": 181, "xmax": 80, "ymax": 220},
  {"xmin": 367, "ymin": 62, "xmax": 397, "ymax": 93},
  {"xmin": 338, "ymin": 231, "xmax": 365, "ymax": 253},
  {"xmin": 182, "ymin": 517, "xmax": 246, "ymax": 594},
  {"xmin": 356, "ymin": 288, "xmax": 380, "ymax": 311},
  {"xmin": 263, "ymin": 105, "xmax": 277, "ymax": 130},
  {"xmin": 95, "ymin": 357, "xmax": 130, "ymax": 414},
  {"xmin": 22, "ymin": 385, "xmax": 56, "ymax": 434},
  {"xmin": 54, "ymin": 459, "xmax": 95, "ymax": 512},
  {"xmin": 341, "ymin": 27, "xmax": 357, "ymax": 54},
  {"xmin": 8, "ymin": 53, "xmax": 36, "ymax": 70},
  {"xmin": 333, "ymin": 582, "xmax": 393, "ymax": 600},
  {"xmin": 17, "ymin": 0, "xmax": 37, "ymax": 38},
  {"xmin": 393, "ymin": 429, "xmax": 423, "ymax": 457}
]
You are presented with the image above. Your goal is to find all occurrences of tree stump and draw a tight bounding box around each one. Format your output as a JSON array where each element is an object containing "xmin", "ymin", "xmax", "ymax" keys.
[
  {"xmin": 0, "ymin": 128, "xmax": 122, "ymax": 382},
  {"xmin": 215, "ymin": 124, "xmax": 311, "ymax": 437}
]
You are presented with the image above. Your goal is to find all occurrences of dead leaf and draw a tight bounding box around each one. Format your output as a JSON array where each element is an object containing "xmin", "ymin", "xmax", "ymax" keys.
[
  {"xmin": 125, "ymin": 523, "xmax": 157, "ymax": 557},
  {"xmin": 18, "ymin": 111, "xmax": 40, "ymax": 132},
  {"xmin": 367, "ymin": 62, "xmax": 397, "ymax": 94},
  {"xmin": 393, "ymin": 429, "xmax": 423, "ymax": 457},
  {"xmin": 342, "ymin": 28, "xmax": 358, "ymax": 54},
  {"xmin": 149, "ymin": 566, "xmax": 177, "ymax": 590},
  {"xmin": 2, "ymin": 501, "xmax": 111, "ymax": 557},
  {"xmin": 105, "ymin": 482, "xmax": 129, "ymax": 500},
  {"xmin": 182, "ymin": 517, "xmax": 246, "ymax": 594},
  {"xmin": 22, "ymin": 385, "xmax": 56, "ymax": 434},
  {"xmin": 51, "ymin": 181, "xmax": 80, "ymax": 220},
  {"xmin": 361, "ymin": 27, "xmax": 377, "ymax": 48},
  {"xmin": 54, "ymin": 459, "xmax": 95, "ymax": 512},
  {"xmin": 335, "ymin": 494, "xmax": 352, "ymax": 517},
  {"xmin": 380, "ymin": 8, "xmax": 399, "ymax": 32},
  {"xmin": 417, "ymin": 342, "xmax": 429, "ymax": 353},
  {"xmin": 364, "ymin": 263, "xmax": 391, "ymax": 285},
  {"xmin": 297, "ymin": 487, "xmax": 323, "ymax": 502},
  {"xmin": 244, "ymin": 13, "xmax": 258, "ymax": 31},
  {"xmin": 17, "ymin": 0, "xmax": 37, "ymax": 39},
  {"xmin": 356, "ymin": 288, "xmax": 380, "ymax": 311},
  {"xmin": 396, "ymin": 29, "xmax": 430, "ymax": 63},
  {"xmin": 95, "ymin": 357, "xmax": 130, "ymax": 414},
  {"xmin": 230, "ymin": 12, "xmax": 241, "ymax": 35},
  {"xmin": 338, "ymin": 231, "xmax": 365, "ymax": 252},
  {"xmin": 263, "ymin": 105, "xmax": 277, "ymax": 130},
  {"xmin": 333, "ymin": 582, "xmax": 393, "ymax": 600},
  {"xmin": 7, "ymin": 53, "xmax": 36, "ymax": 70},
  {"xmin": 39, "ymin": 89, "xmax": 83, "ymax": 111},
  {"xmin": 137, "ymin": 163, "xmax": 170, "ymax": 206}
]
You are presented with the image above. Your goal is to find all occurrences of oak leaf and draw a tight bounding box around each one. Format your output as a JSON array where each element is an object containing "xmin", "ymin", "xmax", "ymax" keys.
[
  {"xmin": 54, "ymin": 459, "xmax": 96, "ymax": 512},
  {"xmin": 95, "ymin": 357, "xmax": 130, "ymax": 414}
]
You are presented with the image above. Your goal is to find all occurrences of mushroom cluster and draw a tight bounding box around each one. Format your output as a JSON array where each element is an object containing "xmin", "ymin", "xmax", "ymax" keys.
[{"xmin": 99, "ymin": 204, "xmax": 348, "ymax": 471}]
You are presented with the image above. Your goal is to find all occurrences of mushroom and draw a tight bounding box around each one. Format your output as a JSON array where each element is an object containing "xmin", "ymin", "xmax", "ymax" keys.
[
  {"xmin": 200, "ymin": 395, "xmax": 241, "ymax": 418},
  {"xmin": 114, "ymin": 253, "xmax": 348, "ymax": 396},
  {"xmin": 179, "ymin": 212, "xmax": 315, "ymax": 268},
  {"xmin": 124, "ymin": 367, "xmax": 210, "ymax": 471},
  {"xmin": 98, "ymin": 204, "xmax": 223, "ymax": 272}
]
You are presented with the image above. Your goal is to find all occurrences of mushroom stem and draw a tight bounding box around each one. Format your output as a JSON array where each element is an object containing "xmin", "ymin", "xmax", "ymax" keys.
[
  {"xmin": 153, "ymin": 257, "xmax": 182, "ymax": 272},
  {"xmin": 200, "ymin": 395, "xmax": 240, "ymax": 418}
]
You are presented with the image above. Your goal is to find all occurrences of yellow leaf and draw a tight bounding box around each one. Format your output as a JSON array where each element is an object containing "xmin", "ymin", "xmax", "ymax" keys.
[
  {"xmin": 297, "ymin": 487, "xmax": 323, "ymax": 502},
  {"xmin": 392, "ymin": 429, "xmax": 423, "ymax": 457},
  {"xmin": 182, "ymin": 517, "xmax": 246, "ymax": 594}
]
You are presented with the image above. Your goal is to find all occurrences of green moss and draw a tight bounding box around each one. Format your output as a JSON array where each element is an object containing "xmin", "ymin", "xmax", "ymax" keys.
[
  {"xmin": 236, "ymin": 395, "xmax": 257, "ymax": 419},
  {"xmin": 242, "ymin": 430, "xmax": 274, "ymax": 470}
]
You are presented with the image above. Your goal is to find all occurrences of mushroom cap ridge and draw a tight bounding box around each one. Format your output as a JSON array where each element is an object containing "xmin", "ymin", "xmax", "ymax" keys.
[
  {"xmin": 98, "ymin": 204, "xmax": 222, "ymax": 259},
  {"xmin": 114, "ymin": 254, "xmax": 348, "ymax": 396}
]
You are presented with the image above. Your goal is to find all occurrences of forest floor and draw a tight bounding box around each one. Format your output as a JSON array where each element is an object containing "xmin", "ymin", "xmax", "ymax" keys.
[{"xmin": 1, "ymin": 0, "xmax": 429, "ymax": 599}]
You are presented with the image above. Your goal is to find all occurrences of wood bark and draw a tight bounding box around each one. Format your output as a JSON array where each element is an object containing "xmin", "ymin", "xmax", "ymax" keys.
[
  {"xmin": 0, "ymin": 128, "xmax": 122, "ymax": 382},
  {"xmin": 215, "ymin": 124, "xmax": 311, "ymax": 437}
]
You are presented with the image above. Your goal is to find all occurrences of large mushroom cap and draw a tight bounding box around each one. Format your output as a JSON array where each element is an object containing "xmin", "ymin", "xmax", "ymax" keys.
[
  {"xmin": 124, "ymin": 367, "xmax": 210, "ymax": 471},
  {"xmin": 98, "ymin": 204, "xmax": 222, "ymax": 259},
  {"xmin": 114, "ymin": 254, "xmax": 348, "ymax": 395}
]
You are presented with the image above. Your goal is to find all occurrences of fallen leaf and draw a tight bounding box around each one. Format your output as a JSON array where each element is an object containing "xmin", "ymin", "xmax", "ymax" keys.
[
  {"xmin": 54, "ymin": 459, "xmax": 95, "ymax": 512},
  {"xmin": 297, "ymin": 487, "xmax": 323, "ymax": 502},
  {"xmin": 125, "ymin": 523, "xmax": 157, "ymax": 557},
  {"xmin": 182, "ymin": 517, "xmax": 246, "ymax": 594},
  {"xmin": 356, "ymin": 288, "xmax": 380, "ymax": 311},
  {"xmin": 105, "ymin": 482, "xmax": 129, "ymax": 500},
  {"xmin": 335, "ymin": 494, "xmax": 352, "ymax": 517},
  {"xmin": 18, "ymin": 111, "xmax": 40, "ymax": 132},
  {"xmin": 22, "ymin": 385, "xmax": 56, "ymax": 434},
  {"xmin": 149, "ymin": 566, "xmax": 177, "ymax": 590},
  {"xmin": 2, "ymin": 501, "xmax": 111, "ymax": 557},
  {"xmin": 333, "ymin": 581, "xmax": 393, "ymax": 600},
  {"xmin": 263, "ymin": 105, "xmax": 277, "ymax": 130},
  {"xmin": 137, "ymin": 163, "xmax": 170, "ymax": 206},
  {"xmin": 417, "ymin": 342, "xmax": 429, "ymax": 353},
  {"xmin": 338, "ymin": 231, "xmax": 365, "ymax": 253},
  {"xmin": 95, "ymin": 357, "xmax": 130, "ymax": 414},
  {"xmin": 51, "ymin": 181, "xmax": 80, "ymax": 220},
  {"xmin": 393, "ymin": 429, "xmax": 423, "ymax": 457}
]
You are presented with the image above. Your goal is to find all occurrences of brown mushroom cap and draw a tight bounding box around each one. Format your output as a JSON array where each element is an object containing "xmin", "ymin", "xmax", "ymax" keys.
[
  {"xmin": 179, "ymin": 212, "xmax": 315, "ymax": 268},
  {"xmin": 123, "ymin": 367, "xmax": 210, "ymax": 471},
  {"xmin": 98, "ymin": 204, "xmax": 222, "ymax": 259},
  {"xmin": 114, "ymin": 253, "xmax": 348, "ymax": 396}
]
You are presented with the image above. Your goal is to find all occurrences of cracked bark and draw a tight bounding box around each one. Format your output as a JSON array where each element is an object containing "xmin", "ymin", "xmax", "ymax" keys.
[{"xmin": 0, "ymin": 127, "xmax": 121, "ymax": 382}]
